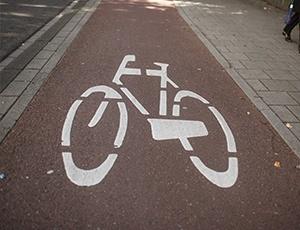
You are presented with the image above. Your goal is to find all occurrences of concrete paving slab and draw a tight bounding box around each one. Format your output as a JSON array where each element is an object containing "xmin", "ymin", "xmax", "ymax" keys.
[
  {"xmin": 6, "ymin": 41, "xmax": 46, "ymax": 70},
  {"xmin": 40, "ymin": 54, "xmax": 62, "ymax": 73},
  {"xmin": 0, "ymin": 127, "xmax": 10, "ymax": 144},
  {"xmin": 241, "ymin": 60, "xmax": 272, "ymax": 69},
  {"xmin": 25, "ymin": 58, "xmax": 49, "ymax": 70},
  {"xmin": 244, "ymin": 52, "xmax": 273, "ymax": 60},
  {"xmin": 290, "ymin": 70, "xmax": 300, "ymax": 79},
  {"xmin": 261, "ymin": 79, "xmax": 298, "ymax": 91},
  {"xmin": 288, "ymin": 106, "xmax": 300, "ymax": 120},
  {"xmin": 290, "ymin": 123, "xmax": 300, "ymax": 140},
  {"xmin": 237, "ymin": 69, "xmax": 270, "ymax": 80},
  {"xmin": 0, "ymin": 57, "xmax": 14, "ymax": 67},
  {"xmin": 289, "ymin": 81, "xmax": 300, "ymax": 90},
  {"xmin": 265, "ymin": 61, "xmax": 296, "ymax": 70},
  {"xmin": 0, "ymin": 96, "xmax": 18, "ymax": 115},
  {"xmin": 0, "ymin": 81, "xmax": 28, "ymax": 97},
  {"xmin": 14, "ymin": 69, "xmax": 39, "ymax": 82},
  {"xmin": 23, "ymin": 73, "xmax": 49, "ymax": 96},
  {"xmin": 228, "ymin": 60, "xmax": 245, "ymax": 69},
  {"xmin": 246, "ymin": 80, "xmax": 268, "ymax": 91},
  {"xmin": 258, "ymin": 91, "xmax": 298, "ymax": 105},
  {"xmin": 35, "ymin": 50, "xmax": 54, "ymax": 59},
  {"xmin": 265, "ymin": 70, "xmax": 297, "ymax": 80},
  {"xmin": 5, "ymin": 93, "xmax": 36, "ymax": 121},
  {"xmin": 50, "ymin": 37, "xmax": 66, "ymax": 45},
  {"xmin": 56, "ymin": 31, "xmax": 71, "ymax": 38},
  {"xmin": 42, "ymin": 43, "xmax": 60, "ymax": 51},
  {"xmin": 9, "ymin": 49, "xmax": 24, "ymax": 58},
  {"xmin": 222, "ymin": 52, "xmax": 249, "ymax": 61},
  {"xmin": 0, "ymin": 69, "xmax": 20, "ymax": 92},
  {"xmin": 270, "ymin": 105, "xmax": 299, "ymax": 122},
  {"xmin": 0, "ymin": 113, "xmax": 16, "ymax": 129},
  {"xmin": 289, "ymin": 92, "xmax": 300, "ymax": 104}
]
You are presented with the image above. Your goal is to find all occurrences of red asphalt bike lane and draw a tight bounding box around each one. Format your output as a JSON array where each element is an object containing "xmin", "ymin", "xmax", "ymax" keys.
[{"xmin": 0, "ymin": 0, "xmax": 300, "ymax": 229}]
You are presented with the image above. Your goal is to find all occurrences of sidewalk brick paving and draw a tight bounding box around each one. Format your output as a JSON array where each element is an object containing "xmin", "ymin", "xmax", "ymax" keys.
[{"xmin": 175, "ymin": 0, "xmax": 300, "ymax": 157}]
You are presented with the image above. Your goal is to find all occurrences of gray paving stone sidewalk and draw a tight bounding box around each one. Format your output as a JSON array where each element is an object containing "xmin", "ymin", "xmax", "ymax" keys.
[{"xmin": 175, "ymin": 0, "xmax": 300, "ymax": 157}]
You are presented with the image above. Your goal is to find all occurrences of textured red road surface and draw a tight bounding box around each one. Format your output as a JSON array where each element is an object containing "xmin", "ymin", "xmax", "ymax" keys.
[{"xmin": 1, "ymin": 0, "xmax": 300, "ymax": 229}]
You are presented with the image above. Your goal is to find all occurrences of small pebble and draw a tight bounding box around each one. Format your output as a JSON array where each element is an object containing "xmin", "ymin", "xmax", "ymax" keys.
[
  {"xmin": 0, "ymin": 172, "xmax": 6, "ymax": 180},
  {"xmin": 47, "ymin": 170, "xmax": 54, "ymax": 175}
]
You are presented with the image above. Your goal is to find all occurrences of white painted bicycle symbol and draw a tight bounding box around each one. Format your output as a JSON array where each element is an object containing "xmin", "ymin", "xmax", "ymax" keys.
[{"xmin": 61, "ymin": 55, "xmax": 238, "ymax": 188}]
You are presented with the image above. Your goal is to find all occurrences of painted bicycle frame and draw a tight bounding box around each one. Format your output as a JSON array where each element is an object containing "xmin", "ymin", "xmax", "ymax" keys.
[{"xmin": 61, "ymin": 55, "xmax": 238, "ymax": 188}]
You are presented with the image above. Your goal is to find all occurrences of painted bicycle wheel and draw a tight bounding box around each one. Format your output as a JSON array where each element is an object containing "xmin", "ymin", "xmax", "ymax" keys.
[
  {"xmin": 172, "ymin": 90, "xmax": 238, "ymax": 188},
  {"xmin": 61, "ymin": 85, "xmax": 128, "ymax": 186}
]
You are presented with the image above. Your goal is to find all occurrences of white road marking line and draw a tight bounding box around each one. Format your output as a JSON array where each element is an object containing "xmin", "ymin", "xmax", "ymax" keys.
[
  {"xmin": 172, "ymin": 104, "xmax": 180, "ymax": 116},
  {"xmin": 61, "ymin": 99, "xmax": 82, "ymax": 146},
  {"xmin": 179, "ymin": 138, "xmax": 193, "ymax": 151},
  {"xmin": 114, "ymin": 102, "xmax": 128, "ymax": 148},
  {"xmin": 113, "ymin": 55, "xmax": 141, "ymax": 85},
  {"xmin": 190, "ymin": 156, "xmax": 238, "ymax": 188},
  {"xmin": 209, "ymin": 106, "xmax": 237, "ymax": 153},
  {"xmin": 146, "ymin": 63, "xmax": 178, "ymax": 88},
  {"xmin": 62, "ymin": 152, "xmax": 118, "ymax": 187},
  {"xmin": 147, "ymin": 118, "xmax": 208, "ymax": 151},
  {"xmin": 88, "ymin": 101, "xmax": 109, "ymax": 128},
  {"xmin": 81, "ymin": 85, "xmax": 122, "ymax": 99},
  {"xmin": 159, "ymin": 90, "xmax": 167, "ymax": 116},
  {"xmin": 121, "ymin": 87, "xmax": 149, "ymax": 115},
  {"xmin": 174, "ymin": 90, "xmax": 210, "ymax": 104}
]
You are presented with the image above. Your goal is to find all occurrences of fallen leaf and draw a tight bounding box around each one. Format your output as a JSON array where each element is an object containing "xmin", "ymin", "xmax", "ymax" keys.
[{"xmin": 274, "ymin": 161, "xmax": 281, "ymax": 168}]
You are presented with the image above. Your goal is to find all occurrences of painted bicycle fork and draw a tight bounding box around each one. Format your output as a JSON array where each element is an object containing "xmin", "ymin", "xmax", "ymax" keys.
[{"xmin": 61, "ymin": 55, "xmax": 238, "ymax": 188}]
